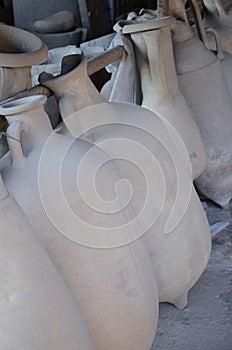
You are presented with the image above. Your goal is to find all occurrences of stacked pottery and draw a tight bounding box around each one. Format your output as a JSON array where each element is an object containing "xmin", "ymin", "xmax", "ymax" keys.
[
  {"xmin": 203, "ymin": 0, "xmax": 232, "ymax": 53},
  {"xmin": 0, "ymin": 94, "xmax": 158, "ymax": 350},
  {"xmin": 139, "ymin": 4, "xmax": 232, "ymax": 208},
  {"xmin": 171, "ymin": 19, "xmax": 232, "ymax": 208},
  {"xmin": 0, "ymin": 174, "xmax": 94, "ymax": 350},
  {"xmin": 118, "ymin": 16, "xmax": 207, "ymax": 180},
  {"xmin": 32, "ymin": 10, "xmax": 87, "ymax": 49},
  {"xmin": 39, "ymin": 54, "xmax": 211, "ymax": 309}
]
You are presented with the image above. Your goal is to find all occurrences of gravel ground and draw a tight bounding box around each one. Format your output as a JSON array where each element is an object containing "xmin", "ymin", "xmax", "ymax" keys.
[{"xmin": 151, "ymin": 200, "xmax": 232, "ymax": 350}]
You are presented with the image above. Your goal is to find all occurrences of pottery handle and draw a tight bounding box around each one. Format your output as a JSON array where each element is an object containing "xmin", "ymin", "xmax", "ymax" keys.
[
  {"xmin": 7, "ymin": 121, "xmax": 26, "ymax": 167},
  {"xmin": 139, "ymin": 8, "xmax": 156, "ymax": 17},
  {"xmin": 205, "ymin": 27, "xmax": 225, "ymax": 60},
  {"xmin": 188, "ymin": 0, "xmax": 209, "ymax": 49},
  {"xmin": 142, "ymin": 27, "xmax": 179, "ymax": 99},
  {"xmin": 167, "ymin": 0, "xmax": 188, "ymax": 22}
]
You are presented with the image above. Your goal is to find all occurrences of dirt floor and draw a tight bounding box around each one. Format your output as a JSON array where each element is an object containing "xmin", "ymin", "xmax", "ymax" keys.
[{"xmin": 151, "ymin": 200, "xmax": 232, "ymax": 350}]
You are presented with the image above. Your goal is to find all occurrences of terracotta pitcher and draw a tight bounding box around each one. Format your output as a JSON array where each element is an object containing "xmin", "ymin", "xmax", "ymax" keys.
[
  {"xmin": 0, "ymin": 174, "xmax": 94, "ymax": 349},
  {"xmin": 119, "ymin": 16, "xmax": 207, "ymax": 180},
  {"xmin": 39, "ymin": 54, "xmax": 211, "ymax": 308},
  {"xmin": 0, "ymin": 95, "xmax": 158, "ymax": 350},
  {"xmin": 203, "ymin": 0, "xmax": 232, "ymax": 54},
  {"xmin": 172, "ymin": 19, "xmax": 232, "ymax": 208},
  {"xmin": 0, "ymin": 23, "xmax": 48, "ymax": 101}
]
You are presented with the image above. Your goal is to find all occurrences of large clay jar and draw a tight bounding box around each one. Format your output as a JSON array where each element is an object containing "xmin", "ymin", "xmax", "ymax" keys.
[
  {"xmin": 0, "ymin": 174, "xmax": 94, "ymax": 350},
  {"xmin": 203, "ymin": 0, "xmax": 232, "ymax": 54},
  {"xmin": 0, "ymin": 95, "xmax": 158, "ymax": 350},
  {"xmin": 206, "ymin": 27, "xmax": 232, "ymax": 102},
  {"xmin": 119, "ymin": 16, "xmax": 207, "ymax": 180},
  {"xmin": 39, "ymin": 54, "xmax": 211, "ymax": 308},
  {"xmin": 0, "ymin": 23, "xmax": 48, "ymax": 101},
  {"xmin": 189, "ymin": 0, "xmax": 232, "ymax": 103},
  {"xmin": 172, "ymin": 20, "xmax": 232, "ymax": 208}
]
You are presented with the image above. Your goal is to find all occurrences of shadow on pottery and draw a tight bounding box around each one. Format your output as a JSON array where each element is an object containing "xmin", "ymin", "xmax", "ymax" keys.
[
  {"xmin": 39, "ymin": 54, "xmax": 211, "ymax": 309},
  {"xmin": 0, "ymin": 94, "xmax": 159, "ymax": 350}
]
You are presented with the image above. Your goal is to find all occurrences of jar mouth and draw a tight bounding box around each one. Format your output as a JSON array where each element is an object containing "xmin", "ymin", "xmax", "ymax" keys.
[
  {"xmin": 122, "ymin": 16, "xmax": 175, "ymax": 34},
  {"xmin": 0, "ymin": 24, "xmax": 48, "ymax": 67},
  {"xmin": 39, "ymin": 54, "xmax": 85, "ymax": 87},
  {"xmin": 0, "ymin": 95, "xmax": 47, "ymax": 115},
  {"xmin": 61, "ymin": 54, "xmax": 83, "ymax": 75}
]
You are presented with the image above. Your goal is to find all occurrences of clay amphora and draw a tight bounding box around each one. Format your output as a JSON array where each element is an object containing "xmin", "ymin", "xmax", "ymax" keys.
[
  {"xmin": 206, "ymin": 28, "xmax": 232, "ymax": 102},
  {"xmin": 119, "ymin": 17, "xmax": 207, "ymax": 180},
  {"xmin": 204, "ymin": 0, "xmax": 232, "ymax": 54},
  {"xmin": 0, "ymin": 95, "xmax": 158, "ymax": 350},
  {"xmin": 0, "ymin": 174, "xmax": 94, "ymax": 350},
  {"xmin": 189, "ymin": 0, "xmax": 232, "ymax": 103},
  {"xmin": 39, "ymin": 54, "xmax": 211, "ymax": 308},
  {"xmin": 172, "ymin": 20, "xmax": 232, "ymax": 208},
  {"xmin": 0, "ymin": 23, "xmax": 48, "ymax": 101}
]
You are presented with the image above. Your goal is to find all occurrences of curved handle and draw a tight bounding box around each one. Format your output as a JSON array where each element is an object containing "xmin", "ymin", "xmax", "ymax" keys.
[
  {"xmin": 185, "ymin": 0, "xmax": 225, "ymax": 59},
  {"xmin": 139, "ymin": 8, "xmax": 156, "ymax": 17},
  {"xmin": 7, "ymin": 121, "xmax": 26, "ymax": 167},
  {"xmin": 206, "ymin": 27, "xmax": 225, "ymax": 60},
  {"xmin": 189, "ymin": 0, "xmax": 210, "ymax": 49}
]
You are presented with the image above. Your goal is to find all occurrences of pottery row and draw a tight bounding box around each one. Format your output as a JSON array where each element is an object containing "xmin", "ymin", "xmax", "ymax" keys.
[{"xmin": 2, "ymin": 3, "xmax": 230, "ymax": 348}]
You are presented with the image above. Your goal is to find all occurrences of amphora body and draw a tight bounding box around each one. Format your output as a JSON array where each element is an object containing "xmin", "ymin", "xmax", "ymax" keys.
[
  {"xmin": 0, "ymin": 174, "xmax": 94, "ymax": 350},
  {"xmin": 0, "ymin": 95, "xmax": 158, "ymax": 350},
  {"xmin": 40, "ymin": 55, "xmax": 211, "ymax": 308},
  {"xmin": 172, "ymin": 20, "xmax": 232, "ymax": 208}
]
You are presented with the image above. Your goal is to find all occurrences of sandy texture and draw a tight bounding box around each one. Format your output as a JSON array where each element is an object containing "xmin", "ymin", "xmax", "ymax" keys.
[{"xmin": 152, "ymin": 200, "xmax": 232, "ymax": 350}]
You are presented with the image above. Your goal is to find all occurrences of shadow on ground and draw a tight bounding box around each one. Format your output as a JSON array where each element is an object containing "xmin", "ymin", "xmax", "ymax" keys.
[{"xmin": 151, "ymin": 200, "xmax": 232, "ymax": 350}]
